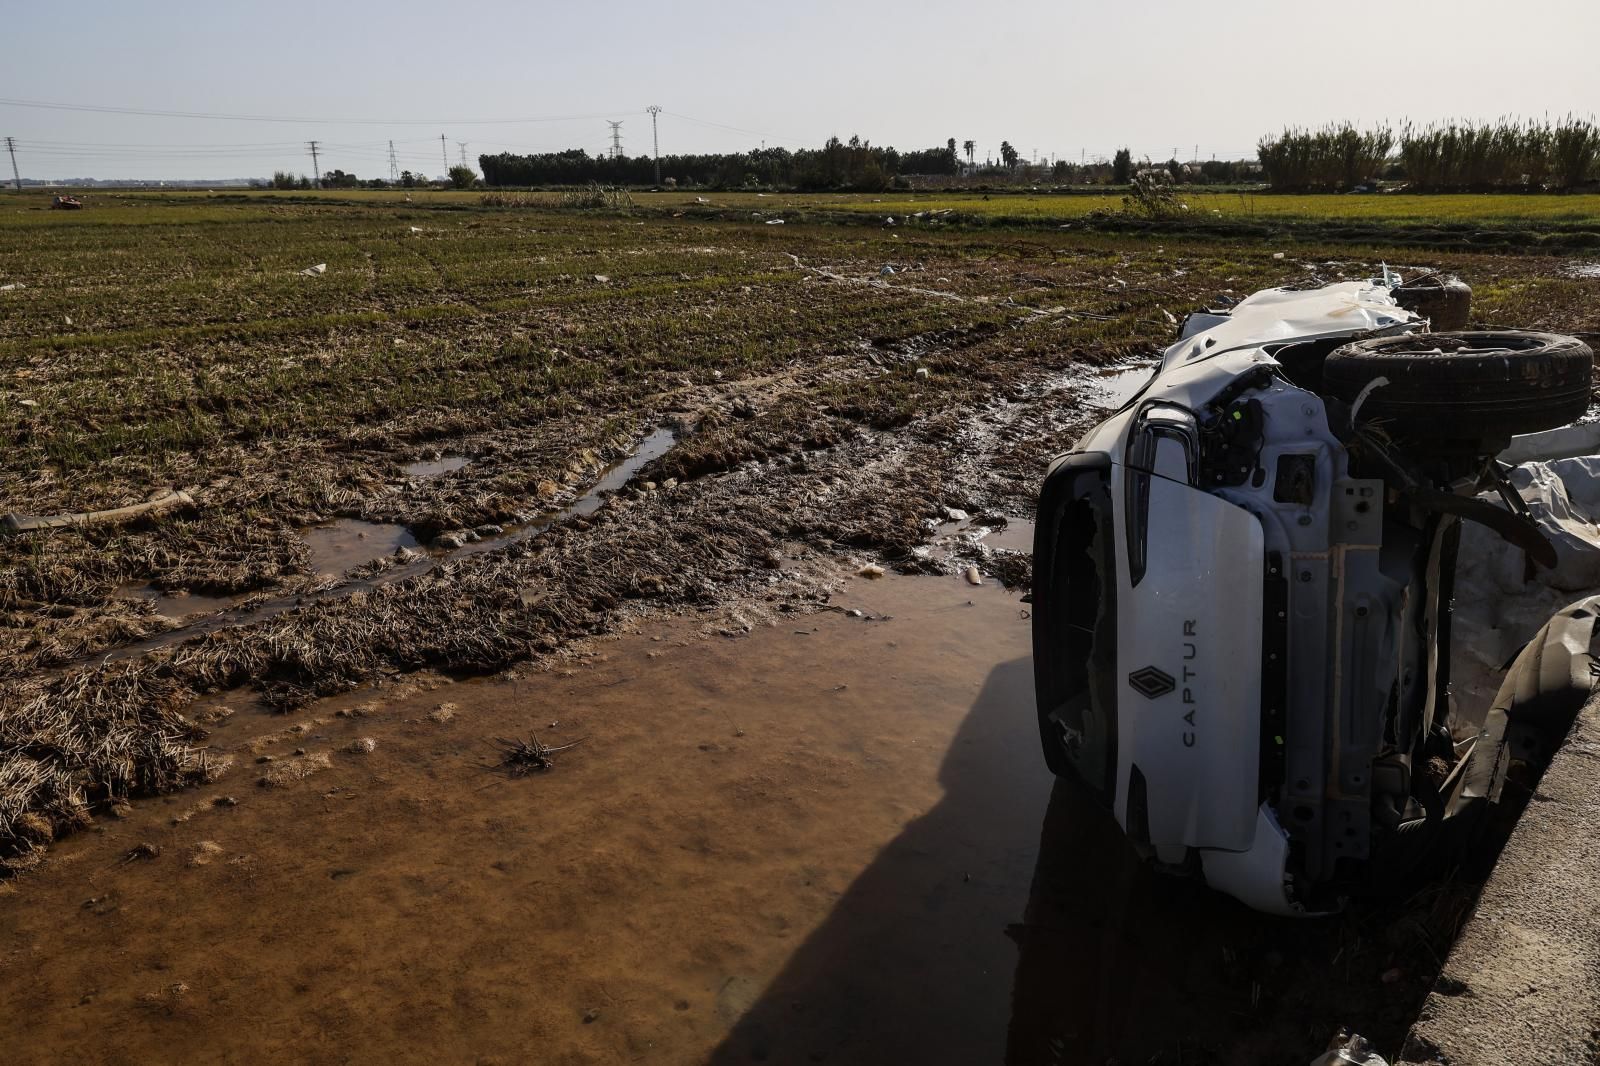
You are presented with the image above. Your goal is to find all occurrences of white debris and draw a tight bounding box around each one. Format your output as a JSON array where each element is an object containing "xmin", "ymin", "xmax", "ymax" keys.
[
  {"xmin": 17, "ymin": 399, "xmax": 37, "ymax": 408},
  {"xmin": 695, "ymin": 196, "xmax": 710, "ymax": 204},
  {"xmin": 1272, "ymin": 252, "xmax": 1286, "ymax": 260},
  {"xmin": 942, "ymin": 507, "xmax": 970, "ymax": 522},
  {"xmin": 914, "ymin": 367, "xmax": 930, "ymax": 380},
  {"xmin": 409, "ymin": 226, "xmax": 424, "ymax": 233},
  {"xmin": 765, "ymin": 219, "xmax": 785, "ymax": 225},
  {"xmin": 593, "ymin": 274, "xmax": 609, "ymax": 283},
  {"xmin": 0, "ymin": 282, "xmax": 23, "ymax": 291},
  {"xmin": 964, "ymin": 566, "xmax": 983, "ymax": 586},
  {"xmin": 1456, "ymin": 454, "xmax": 1600, "ymax": 678},
  {"xmin": 300, "ymin": 263, "xmax": 327, "ymax": 276},
  {"xmin": 879, "ymin": 265, "xmax": 896, "ymax": 276},
  {"xmin": 857, "ymin": 564, "xmax": 885, "ymax": 579}
]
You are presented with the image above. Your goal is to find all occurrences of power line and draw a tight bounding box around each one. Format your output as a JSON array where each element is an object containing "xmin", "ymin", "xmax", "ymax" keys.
[
  {"xmin": 0, "ymin": 96, "xmax": 627, "ymax": 127},
  {"xmin": 646, "ymin": 105, "xmax": 661, "ymax": 186}
]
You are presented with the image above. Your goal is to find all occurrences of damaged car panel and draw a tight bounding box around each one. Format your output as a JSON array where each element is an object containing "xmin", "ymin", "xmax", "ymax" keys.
[{"xmin": 1034, "ymin": 274, "xmax": 1596, "ymax": 915}]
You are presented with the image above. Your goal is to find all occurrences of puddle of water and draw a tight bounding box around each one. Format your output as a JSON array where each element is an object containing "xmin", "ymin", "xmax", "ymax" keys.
[
  {"xmin": 4, "ymin": 575, "xmax": 1044, "ymax": 1064},
  {"xmin": 303, "ymin": 519, "xmax": 418, "ymax": 576},
  {"xmin": 979, "ymin": 518, "xmax": 1035, "ymax": 554},
  {"xmin": 1089, "ymin": 362, "xmax": 1157, "ymax": 408},
  {"xmin": 1, "ymin": 571, "xmax": 1437, "ymax": 1064},
  {"xmin": 402, "ymin": 456, "xmax": 470, "ymax": 477},
  {"xmin": 115, "ymin": 582, "xmax": 239, "ymax": 620}
]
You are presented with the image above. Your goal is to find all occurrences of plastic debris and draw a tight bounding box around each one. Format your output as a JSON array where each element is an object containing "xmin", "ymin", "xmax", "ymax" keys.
[
  {"xmin": 879, "ymin": 265, "xmax": 896, "ymax": 276},
  {"xmin": 915, "ymin": 367, "xmax": 930, "ymax": 380},
  {"xmin": 593, "ymin": 274, "xmax": 610, "ymax": 283},
  {"xmin": 1273, "ymin": 252, "xmax": 1287, "ymax": 260},
  {"xmin": 857, "ymin": 564, "xmax": 885, "ymax": 579},
  {"xmin": 0, "ymin": 282, "xmax": 23, "ymax": 291},
  {"xmin": 765, "ymin": 219, "xmax": 785, "ymax": 225},
  {"xmin": 300, "ymin": 263, "xmax": 327, "ymax": 276}
]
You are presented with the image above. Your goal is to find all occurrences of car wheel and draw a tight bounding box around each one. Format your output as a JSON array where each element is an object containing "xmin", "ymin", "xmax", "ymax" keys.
[{"xmin": 1324, "ymin": 330, "xmax": 1593, "ymax": 442}]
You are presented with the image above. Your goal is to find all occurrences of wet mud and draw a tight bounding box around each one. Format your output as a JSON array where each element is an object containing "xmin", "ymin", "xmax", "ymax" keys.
[{"xmin": 0, "ymin": 574, "xmax": 1470, "ymax": 1065}]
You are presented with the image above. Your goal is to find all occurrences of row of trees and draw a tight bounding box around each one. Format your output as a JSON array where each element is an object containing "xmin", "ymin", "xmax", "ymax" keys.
[
  {"xmin": 265, "ymin": 168, "xmax": 478, "ymax": 190},
  {"xmin": 480, "ymin": 135, "xmax": 970, "ymax": 191},
  {"xmin": 1258, "ymin": 119, "xmax": 1600, "ymax": 191}
]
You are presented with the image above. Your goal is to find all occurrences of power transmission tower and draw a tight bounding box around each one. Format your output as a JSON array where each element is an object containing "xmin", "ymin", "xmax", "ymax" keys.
[
  {"xmin": 307, "ymin": 140, "xmax": 321, "ymax": 188},
  {"xmin": 457, "ymin": 141, "xmax": 469, "ymax": 167},
  {"xmin": 388, "ymin": 140, "xmax": 399, "ymax": 182},
  {"xmin": 4, "ymin": 137, "xmax": 19, "ymax": 190},
  {"xmin": 645, "ymin": 105, "xmax": 662, "ymax": 185},
  {"xmin": 607, "ymin": 121, "xmax": 623, "ymax": 160},
  {"xmin": 440, "ymin": 134, "xmax": 448, "ymax": 176}
]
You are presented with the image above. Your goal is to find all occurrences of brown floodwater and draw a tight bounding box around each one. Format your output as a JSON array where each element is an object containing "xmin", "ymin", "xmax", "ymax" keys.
[
  {"xmin": 0, "ymin": 573, "xmax": 1433, "ymax": 1065},
  {"xmin": 303, "ymin": 518, "xmax": 418, "ymax": 576},
  {"xmin": 403, "ymin": 456, "xmax": 471, "ymax": 478}
]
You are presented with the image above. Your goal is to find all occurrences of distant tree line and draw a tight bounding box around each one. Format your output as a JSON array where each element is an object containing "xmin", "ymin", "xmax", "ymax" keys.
[
  {"xmin": 1258, "ymin": 119, "xmax": 1600, "ymax": 192},
  {"xmin": 480, "ymin": 135, "xmax": 962, "ymax": 190}
]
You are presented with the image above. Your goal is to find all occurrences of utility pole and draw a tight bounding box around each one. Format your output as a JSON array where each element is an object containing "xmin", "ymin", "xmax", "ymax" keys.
[
  {"xmin": 646, "ymin": 105, "xmax": 662, "ymax": 186},
  {"xmin": 307, "ymin": 140, "xmax": 321, "ymax": 188},
  {"xmin": 388, "ymin": 140, "xmax": 399, "ymax": 183},
  {"xmin": 607, "ymin": 121, "xmax": 623, "ymax": 160},
  {"xmin": 440, "ymin": 134, "xmax": 448, "ymax": 176},
  {"xmin": 4, "ymin": 137, "xmax": 19, "ymax": 190}
]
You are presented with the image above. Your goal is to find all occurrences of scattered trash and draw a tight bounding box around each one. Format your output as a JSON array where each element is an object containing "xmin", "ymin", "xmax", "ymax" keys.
[
  {"xmin": 408, "ymin": 226, "xmax": 423, "ymax": 233},
  {"xmin": 300, "ymin": 263, "xmax": 327, "ymax": 276},
  {"xmin": 63, "ymin": 315, "xmax": 71, "ymax": 325},
  {"xmin": 16, "ymin": 399, "xmax": 37, "ymax": 408},
  {"xmin": 495, "ymin": 734, "xmax": 588, "ymax": 775},
  {"xmin": 765, "ymin": 219, "xmax": 785, "ymax": 225},
  {"xmin": 1272, "ymin": 252, "xmax": 1287, "ymax": 260},
  {"xmin": 884, "ymin": 217, "xmax": 896, "ymax": 226},
  {"xmin": 0, "ymin": 282, "xmax": 23, "ymax": 291},
  {"xmin": 879, "ymin": 265, "xmax": 896, "ymax": 276},
  {"xmin": 694, "ymin": 196, "xmax": 710, "ymax": 204},
  {"xmin": 857, "ymin": 564, "xmax": 885, "ymax": 579},
  {"xmin": 50, "ymin": 195, "xmax": 83, "ymax": 211},
  {"xmin": 914, "ymin": 367, "xmax": 929, "ymax": 380},
  {"xmin": 593, "ymin": 274, "xmax": 610, "ymax": 283},
  {"xmin": 964, "ymin": 566, "xmax": 983, "ymax": 586}
]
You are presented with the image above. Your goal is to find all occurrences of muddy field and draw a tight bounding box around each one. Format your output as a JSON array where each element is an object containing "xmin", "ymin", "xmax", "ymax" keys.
[{"xmin": 2, "ymin": 191, "xmax": 1599, "ymax": 1062}]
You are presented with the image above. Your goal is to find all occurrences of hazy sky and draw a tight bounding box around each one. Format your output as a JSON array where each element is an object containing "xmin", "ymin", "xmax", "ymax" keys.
[{"xmin": 6, "ymin": 0, "xmax": 1596, "ymax": 180}]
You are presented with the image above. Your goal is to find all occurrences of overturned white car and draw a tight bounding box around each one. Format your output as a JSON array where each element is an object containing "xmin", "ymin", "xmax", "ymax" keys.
[{"xmin": 1031, "ymin": 272, "xmax": 1595, "ymax": 915}]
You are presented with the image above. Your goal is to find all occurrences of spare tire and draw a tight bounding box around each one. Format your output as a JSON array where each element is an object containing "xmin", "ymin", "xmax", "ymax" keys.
[
  {"xmin": 1392, "ymin": 275, "xmax": 1472, "ymax": 331},
  {"xmin": 1324, "ymin": 330, "xmax": 1593, "ymax": 441}
]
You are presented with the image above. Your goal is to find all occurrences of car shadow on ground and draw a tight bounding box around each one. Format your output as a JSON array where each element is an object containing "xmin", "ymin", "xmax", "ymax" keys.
[{"xmin": 709, "ymin": 656, "xmax": 1444, "ymax": 1066}]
